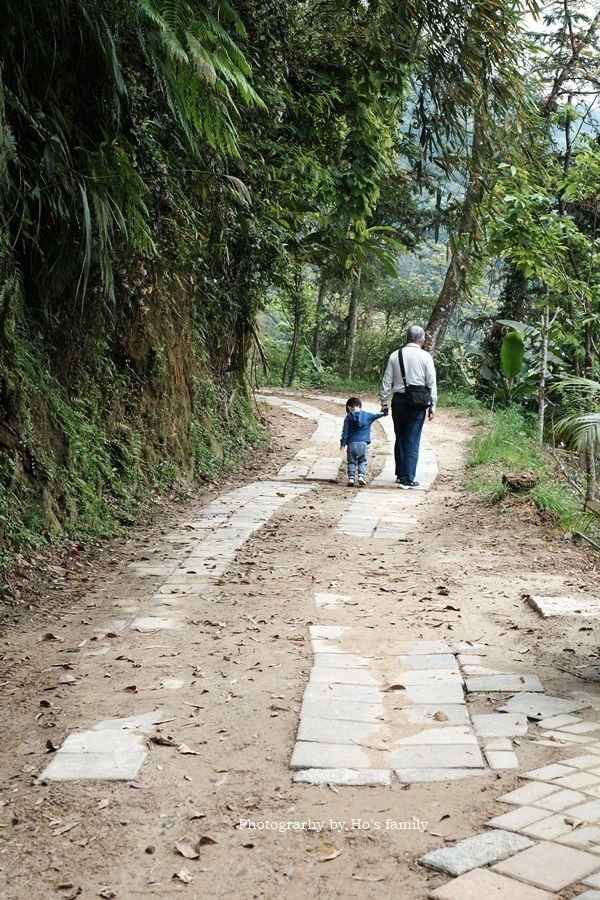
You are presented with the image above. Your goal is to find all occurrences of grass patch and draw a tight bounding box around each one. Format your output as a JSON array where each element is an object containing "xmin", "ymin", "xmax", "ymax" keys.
[
  {"xmin": 437, "ymin": 388, "xmax": 486, "ymax": 417},
  {"xmin": 463, "ymin": 405, "xmax": 594, "ymax": 536}
]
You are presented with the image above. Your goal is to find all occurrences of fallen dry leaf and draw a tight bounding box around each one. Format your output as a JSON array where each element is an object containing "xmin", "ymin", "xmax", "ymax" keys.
[
  {"xmin": 198, "ymin": 835, "xmax": 217, "ymax": 846},
  {"xmin": 52, "ymin": 822, "xmax": 80, "ymax": 836},
  {"xmin": 175, "ymin": 841, "xmax": 199, "ymax": 859},
  {"xmin": 127, "ymin": 781, "xmax": 149, "ymax": 789},
  {"xmin": 123, "ymin": 685, "xmax": 138, "ymax": 693},
  {"xmin": 433, "ymin": 711, "xmax": 449, "ymax": 722},
  {"xmin": 177, "ymin": 743, "xmax": 200, "ymax": 755},
  {"xmin": 318, "ymin": 848, "xmax": 342, "ymax": 862},
  {"xmin": 173, "ymin": 867, "xmax": 193, "ymax": 884}
]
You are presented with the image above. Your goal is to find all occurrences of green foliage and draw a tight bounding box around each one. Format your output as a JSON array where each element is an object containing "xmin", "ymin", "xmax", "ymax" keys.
[
  {"xmin": 464, "ymin": 403, "xmax": 593, "ymax": 535},
  {"xmin": 500, "ymin": 330, "xmax": 525, "ymax": 380}
]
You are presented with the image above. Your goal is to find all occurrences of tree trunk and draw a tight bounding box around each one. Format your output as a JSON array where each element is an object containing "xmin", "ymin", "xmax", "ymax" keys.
[
  {"xmin": 311, "ymin": 271, "xmax": 327, "ymax": 359},
  {"xmin": 424, "ymin": 114, "xmax": 485, "ymax": 355},
  {"xmin": 282, "ymin": 268, "xmax": 302, "ymax": 387},
  {"xmin": 346, "ymin": 266, "xmax": 361, "ymax": 380},
  {"xmin": 537, "ymin": 296, "xmax": 549, "ymax": 444}
]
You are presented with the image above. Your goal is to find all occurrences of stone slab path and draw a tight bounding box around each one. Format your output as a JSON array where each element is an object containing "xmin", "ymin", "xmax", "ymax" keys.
[{"xmin": 19, "ymin": 391, "xmax": 600, "ymax": 899}]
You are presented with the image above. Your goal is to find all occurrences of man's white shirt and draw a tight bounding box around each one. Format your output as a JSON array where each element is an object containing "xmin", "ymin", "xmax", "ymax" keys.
[{"xmin": 380, "ymin": 343, "xmax": 437, "ymax": 410}]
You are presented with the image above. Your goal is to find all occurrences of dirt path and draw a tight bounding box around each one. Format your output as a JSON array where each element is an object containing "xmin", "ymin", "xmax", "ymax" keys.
[{"xmin": 1, "ymin": 392, "xmax": 599, "ymax": 899}]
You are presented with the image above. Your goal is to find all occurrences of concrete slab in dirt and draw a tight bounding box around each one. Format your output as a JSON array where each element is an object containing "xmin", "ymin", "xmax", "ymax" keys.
[
  {"xmin": 486, "ymin": 805, "xmax": 550, "ymax": 832},
  {"xmin": 465, "ymin": 674, "xmax": 543, "ymax": 693},
  {"xmin": 302, "ymin": 683, "xmax": 383, "ymax": 704},
  {"xmin": 297, "ymin": 717, "xmax": 380, "ymax": 746},
  {"xmin": 396, "ymin": 653, "xmax": 458, "ymax": 670},
  {"xmin": 308, "ymin": 626, "xmax": 347, "ymax": 640},
  {"xmin": 389, "ymin": 668, "xmax": 463, "ymax": 686},
  {"xmin": 39, "ymin": 710, "xmax": 167, "ymax": 783},
  {"xmin": 491, "ymin": 840, "xmax": 600, "ymax": 891},
  {"xmin": 40, "ymin": 750, "xmax": 146, "ymax": 782},
  {"xmin": 395, "ymin": 767, "xmax": 486, "ymax": 783},
  {"xmin": 556, "ymin": 825, "xmax": 600, "ymax": 851},
  {"xmin": 299, "ymin": 698, "xmax": 386, "ymax": 723},
  {"xmin": 390, "ymin": 743, "xmax": 484, "ymax": 769},
  {"xmin": 392, "ymin": 640, "xmax": 452, "ymax": 655},
  {"xmin": 403, "ymin": 684, "xmax": 465, "ymax": 704},
  {"xmin": 312, "ymin": 652, "xmax": 372, "ymax": 668},
  {"xmin": 498, "ymin": 782, "xmax": 561, "ymax": 806},
  {"xmin": 472, "ymin": 713, "xmax": 528, "ymax": 737},
  {"xmin": 429, "ymin": 867, "xmax": 558, "ymax": 899},
  {"xmin": 290, "ymin": 740, "xmax": 386, "ymax": 770},
  {"xmin": 292, "ymin": 768, "xmax": 391, "ymax": 786},
  {"xmin": 308, "ymin": 667, "xmax": 379, "ymax": 686},
  {"xmin": 400, "ymin": 705, "xmax": 470, "ymax": 726},
  {"xmin": 499, "ymin": 692, "xmax": 590, "ymax": 719},
  {"xmin": 528, "ymin": 595, "xmax": 600, "ymax": 617},
  {"xmin": 393, "ymin": 727, "xmax": 477, "ymax": 746},
  {"xmin": 485, "ymin": 750, "xmax": 519, "ymax": 769},
  {"xmin": 419, "ymin": 829, "xmax": 533, "ymax": 876}
]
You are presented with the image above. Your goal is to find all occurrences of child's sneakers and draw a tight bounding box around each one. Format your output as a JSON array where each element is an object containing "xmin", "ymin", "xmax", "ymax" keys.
[
  {"xmin": 347, "ymin": 478, "xmax": 355, "ymax": 487},
  {"xmin": 357, "ymin": 475, "xmax": 366, "ymax": 486}
]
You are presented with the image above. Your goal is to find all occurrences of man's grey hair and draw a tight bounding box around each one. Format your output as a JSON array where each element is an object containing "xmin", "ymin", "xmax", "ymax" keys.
[{"xmin": 406, "ymin": 325, "xmax": 425, "ymax": 344}]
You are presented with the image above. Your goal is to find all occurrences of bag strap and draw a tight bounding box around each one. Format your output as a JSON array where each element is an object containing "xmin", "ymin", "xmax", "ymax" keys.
[{"xmin": 397, "ymin": 348, "xmax": 408, "ymax": 389}]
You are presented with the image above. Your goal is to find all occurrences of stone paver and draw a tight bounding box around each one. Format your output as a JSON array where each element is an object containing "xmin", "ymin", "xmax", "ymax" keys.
[
  {"xmin": 533, "ymin": 788, "xmax": 589, "ymax": 811},
  {"xmin": 472, "ymin": 713, "xmax": 529, "ymax": 737},
  {"xmin": 519, "ymin": 813, "xmax": 576, "ymax": 840},
  {"xmin": 524, "ymin": 763, "xmax": 582, "ymax": 781},
  {"xmin": 555, "ymin": 772, "xmax": 600, "ymax": 790},
  {"xmin": 395, "ymin": 767, "xmax": 487, "ymax": 783},
  {"xmin": 564, "ymin": 799, "xmax": 600, "ymax": 823},
  {"xmin": 290, "ymin": 741, "xmax": 387, "ymax": 770},
  {"xmin": 403, "ymin": 684, "xmax": 465, "ymax": 704},
  {"xmin": 528, "ymin": 595, "xmax": 600, "ymax": 617},
  {"xmin": 499, "ymin": 782, "xmax": 561, "ymax": 806},
  {"xmin": 491, "ymin": 840, "xmax": 600, "ymax": 891},
  {"xmin": 40, "ymin": 710, "xmax": 167, "ymax": 782},
  {"xmin": 297, "ymin": 717, "xmax": 380, "ymax": 745},
  {"xmin": 486, "ymin": 805, "xmax": 550, "ymax": 832},
  {"xmin": 299, "ymin": 698, "xmax": 386, "ymax": 724},
  {"xmin": 308, "ymin": 667, "xmax": 379, "ymax": 686},
  {"xmin": 485, "ymin": 750, "xmax": 519, "ymax": 769},
  {"xmin": 394, "ymin": 727, "xmax": 477, "ymax": 746},
  {"xmin": 390, "ymin": 744, "xmax": 484, "ymax": 769},
  {"xmin": 292, "ymin": 768, "xmax": 391, "ymax": 786},
  {"xmin": 499, "ymin": 692, "xmax": 591, "ymax": 719},
  {"xmin": 402, "ymin": 705, "xmax": 470, "ymax": 726},
  {"xmin": 429, "ymin": 867, "xmax": 559, "ymax": 899},
  {"xmin": 557, "ymin": 826, "xmax": 600, "ymax": 850},
  {"xmin": 465, "ymin": 674, "xmax": 544, "ymax": 693},
  {"xmin": 419, "ymin": 829, "xmax": 533, "ymax": 876},
  {"xmin": 539, "ymin": 714, "xmax": 585, "ymax": 729},
  {"xmin": 396, "ymin": 653, "xmax": 458, "ymax": 670}
]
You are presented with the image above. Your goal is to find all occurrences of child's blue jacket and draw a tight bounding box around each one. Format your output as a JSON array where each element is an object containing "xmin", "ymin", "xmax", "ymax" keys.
[{"xmin": 340, "ymin": 409, "xmax": 386, "ymax": 447}]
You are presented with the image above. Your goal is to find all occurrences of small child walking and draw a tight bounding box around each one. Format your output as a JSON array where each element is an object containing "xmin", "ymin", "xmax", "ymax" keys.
[{"xmin": 340, "ymin": 397, "xmax": 388, "ymax": 486}]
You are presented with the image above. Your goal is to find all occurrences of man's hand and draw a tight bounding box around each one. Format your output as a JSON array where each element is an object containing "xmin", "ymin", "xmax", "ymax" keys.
[
  {"xmin": 340, "ymin": 444, "xmax": 345, "ymax": 451},
  {"xmin": 428, "ymin": 409, "xmax": 435, "ymax": 421},
  {"xmin": 381, "ymin": 405, "xmax": 389, "ymax": 415}
]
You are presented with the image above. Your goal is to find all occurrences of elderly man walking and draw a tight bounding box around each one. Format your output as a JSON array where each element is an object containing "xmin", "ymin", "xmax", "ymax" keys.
[{"xmin": 380, "ymin": 325, "xmax": 437, "ymax": 489}]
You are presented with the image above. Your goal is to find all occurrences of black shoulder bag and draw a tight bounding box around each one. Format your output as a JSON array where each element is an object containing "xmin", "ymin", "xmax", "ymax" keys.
[{"xmin": 398, "ymin": 349, "xmax": 432, "ymax": 410}]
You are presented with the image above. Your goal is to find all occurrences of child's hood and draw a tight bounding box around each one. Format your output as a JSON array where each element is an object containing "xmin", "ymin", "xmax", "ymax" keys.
[{"xmin": 348, "ymin": 410, "xmax": 367, "ymax": 424}]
